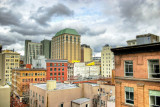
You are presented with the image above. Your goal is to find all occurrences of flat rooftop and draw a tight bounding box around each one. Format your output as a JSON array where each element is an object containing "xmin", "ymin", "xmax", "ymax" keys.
[
  {"xmin": 33, "ymin": 83, "xmax": 78, "ymax": 90},
  {"xmin": 72, "ymin": 98, "xmax": 90, "ymax": 104}
]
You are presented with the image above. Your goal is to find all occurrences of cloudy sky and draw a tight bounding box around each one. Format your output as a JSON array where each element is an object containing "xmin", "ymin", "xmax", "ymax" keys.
[{"xmin": 0, "ymin": 0, "xmax": 160, "ymax": 56}]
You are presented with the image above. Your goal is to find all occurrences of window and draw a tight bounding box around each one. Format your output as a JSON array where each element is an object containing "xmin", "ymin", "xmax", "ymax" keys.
[
  {"xmin": 70, "ymin": 36, "xmax": 72, "ymax": 41},
  {"xmin": 58, "ymin": 68, "xmax": 60, "ymax": 71},
  {"xmin": 39, "ymin": 95, "xmax": 41, "ymax": 101},
  {"xmin": 50, "ymin": 68, "xmax": 53, "ymax": 71},
  {"xmin": 54, "ymin": 68, "xmax": 56, "ymax": 71},
  {"xmin": 149, "ymin": 90, "xmax": 160, "ymax": 107},
  {"xmin": 35, "ymin": 73, "xmax": 37, "ymax": 76},
  {"xmin": 125, "ymin": 61, "xmax": 133, "ymax": 77},
  {"xmin": 62, "ymin": 72, "xmax": 64, "ymax": 75},
  {"xmin": 62, "ymin": 68, "xmax": 64, "ymax": 71},
  {"xmin": 54, "ymin": 73, "xmax": 56, "ymax": 76},
  {"xmin": 42, "ymin": 96, "xmax": 44, "ymax": 104},
  {"xmin": 60, "ymin": 104, "xmax": 63, "ymax": 107},
  {"xmin": 125, "ymin": 87, "xmax": 134, "ymax": 105},
  {"xmin": 54, "ymin": 63, "xmax": 57, "ymax": 66},
  {"xmin": 58, "ymin": 64, "xmax": 60, "ymax": 66},
  {"xmin": 50, "ymin": 63, "xmax": 52, "ymax": 66},
  {"xmin": 50, "ymin": 73, "xmax": 53, "ymax": 76},
  {"xmin": 62, "ymin": 63, "xmax": 64, "ymax": 66},
  {"xmin": 66, "ymin": 35, "xmax": 68, "ymax": 41},
  {"xmin": 148, "ymin": 60, "xmax": 160, "ymax": 78},
  {"xmin": 58, "ymin": 73, "xmax": 60, "ymax": 76}
]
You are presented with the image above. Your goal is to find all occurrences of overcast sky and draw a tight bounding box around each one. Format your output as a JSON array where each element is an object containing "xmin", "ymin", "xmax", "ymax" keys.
[{"xmin": 0, "ymin": 0, "xmax": 160, "ymax": 56}]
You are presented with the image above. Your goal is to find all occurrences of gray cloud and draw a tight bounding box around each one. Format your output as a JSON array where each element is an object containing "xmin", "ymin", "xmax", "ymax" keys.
[
  {"xmin": 31, "ymin": 3, "xmax": 74, "ymax": 25},
  {"xmin": 0, "ymin": 7, "xmax": 22, "ymax": 26}
]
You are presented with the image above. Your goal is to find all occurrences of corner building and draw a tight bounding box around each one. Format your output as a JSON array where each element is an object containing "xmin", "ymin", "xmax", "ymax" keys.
[
  {"xmin": 111, "ymin": 43, "xmax": 160, "ymax": 107},
  {"xmin": 46, "ymin": 59, "xmax": 68, "ymax": 82},
  {"xmin": 51, "ymin": 28, "xmax": 81, "ymax": 61}
]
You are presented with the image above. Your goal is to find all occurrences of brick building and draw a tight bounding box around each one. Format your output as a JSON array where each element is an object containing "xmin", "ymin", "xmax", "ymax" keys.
[
  {"xmin": 11, "ymin": 68, "xmax": 46, "ymax": 107},
  {"xmin": 46, "ymin": 59, "xmax": 68, "ymax": 82},
  {"xmin": 111, "ymin": 43, "xmax": 160, "ymax": 107}
]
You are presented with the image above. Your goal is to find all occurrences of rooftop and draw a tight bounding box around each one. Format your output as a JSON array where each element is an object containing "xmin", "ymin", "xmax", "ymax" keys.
[
  {"xmin": 33, "ymin": 83, "xmax": 78, "ymax": 90},
  {"xmin": 45, "ymin": 59, "xmax": 68, "ymax": 63},
  {"xmin": 72, "ymin": 98, "xmax": 90, "ymax": 104},
  {"xmin": 111, "ymin": 42, "xmax": 160, "ymax": 55},
  {"xmin": 12, "ymin": 68, "xmax": 46, "ymax": 71},
  {"xmin": 54, "ymin": 28, "xmax": 80, "ymax": 37}
]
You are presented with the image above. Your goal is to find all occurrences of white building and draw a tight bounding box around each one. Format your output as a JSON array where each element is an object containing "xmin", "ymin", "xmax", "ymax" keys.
[
  {"xmin": 101, "ymin": 44, "xmax": 114, "ymax": 78},
  {"xmin": 32, "ymin": 55, "xmax": 47, "ymax": 69},
  {"xmin": 74, "ymin": 62, "xmax": 99, "ymax": 78}
]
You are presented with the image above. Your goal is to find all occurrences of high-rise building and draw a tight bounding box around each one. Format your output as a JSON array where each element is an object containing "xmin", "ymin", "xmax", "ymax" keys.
[
  {"xmin": 81, "ymin": 44, "xmax": 92, "ymax": 62},
  {"xmin": 46, "ymin": 59, "xmax": 68, "ymax": 82},
  {"xmin": 127, "ymin": 33, "xmax": 159, "ymax": 46},
  {"xmin": 11, "ymin": 68, "xmax": 46, "ymax": 107},
  {"xmin": 1, "ymin": 50, "xmax": 20, "ymax": 83},
  {"xmin": 111, "ymin": 42, "xmax": 160, "ymax": 107},
  {"xmin": 51, "ymin": 28, "xmax": 81, "ymax": 61},
  {"xmin": 101, "ymin": 44, "xmax": 114, "ymax": 78},
  {"xmin": 25, "ymin": 40, "xmax": 43, "ymax": 64},
  {"xmin": 41, "ymin": 39, "xmax": 51, "ymax": 59}
]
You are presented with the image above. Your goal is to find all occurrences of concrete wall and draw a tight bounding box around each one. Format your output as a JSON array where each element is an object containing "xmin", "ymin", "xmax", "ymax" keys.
[
  {"xmin": 32, "ymin": 55, "xmax": 46, "ymax": 69},
  {"xmin": 0, "ymin": 85, "xmax": 10, "ymax": 107}
]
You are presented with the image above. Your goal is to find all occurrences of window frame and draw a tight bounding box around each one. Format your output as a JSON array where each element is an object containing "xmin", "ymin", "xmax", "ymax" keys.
[
  {"xmin": 124, "ymin": 61, "xmax": 133, "ymax": 77},
  {"xmin": 125, "ymin": 87, "xmax": 134, "ymax": 105}
]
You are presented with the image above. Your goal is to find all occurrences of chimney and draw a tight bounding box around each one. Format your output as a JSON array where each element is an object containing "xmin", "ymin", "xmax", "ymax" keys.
[{"xmin": 47, "ymin": 80, "xmax": 56, "ymax": 90}]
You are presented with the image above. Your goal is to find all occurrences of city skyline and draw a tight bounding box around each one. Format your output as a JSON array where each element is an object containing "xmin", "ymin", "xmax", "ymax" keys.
[{"xmin": 0, "ymin": 0, "xmax": 160, "ymax": 56}]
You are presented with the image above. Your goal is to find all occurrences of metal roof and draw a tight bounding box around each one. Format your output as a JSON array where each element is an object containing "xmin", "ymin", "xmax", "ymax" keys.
[
  {"xmin": 72, "ymin": 98, "xmax": 90, "ymax": 104},
  {"xmin": 54, "ymin": 28, "xmax": 80, "ymax": 37}
]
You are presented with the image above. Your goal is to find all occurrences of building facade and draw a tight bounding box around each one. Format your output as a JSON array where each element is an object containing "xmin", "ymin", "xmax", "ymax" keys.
[
  {"xmin": 41, "ymin": 39, "xmax": 51, "ymax": 59},
  {"xmin": 46, "ymin": 59, "xmax": 68, "ymax": 82},
  {"xmin": 51, "ymin": 28, "xmax": 81, "ymax": 61},
  {"xmin": 30, "ymin": 80, "xmax": 115, "ymax": 107},
  {"xmin": 25, "ymin": 40, "xmax": 43, "ymax": 64},
  {"xmin": 11, "ymin": 68, "xmax": 46, "ymax": 107},
  {"xmin": 0, "ymin": 45, "xmax": 10, "ymax": 107},
  {"xmin": 111, "ymin": 43, "xmax": 160, "ymax": 107},
  {"xmin": 74, "ymin": 62, "xmax": 100, "ymax": 78},
  {"xmin": 81, "ymin": 44, "xmax": 92, "ymax": 62},
  {"xmin": 1, "ymin": 50, "xmax": 20, "ymax": 83},
  {"xmin": 32, "ymin": 55, "xmax": 47, "ymax": 69},
  {"xmin": 126, "ymin": 33, "xmax": 159, "ymax": 46},
  {"xmin": 101, "ymin": 44, "xmax": 114, "ymax": 78}
]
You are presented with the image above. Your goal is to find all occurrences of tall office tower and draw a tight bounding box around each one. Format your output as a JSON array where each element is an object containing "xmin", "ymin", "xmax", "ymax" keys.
[
  {"xmin": 101, "ymin": 44, "xmax": 114, "ymax": 78},
  {"xmin": 1, "ymin": 50, "xmax": 20, "ymax": 83},
  {"xmin": 81, "ymin": 44, "xmax": 92, "ymax": 62},
  {"xmin": 25, "ymin": 40, "xmax": 43, "ymax": 64},
  {"xmin": 51, "ymin": 28, "xmax": 81, "ymax": 61},
  {"xmin": 41, "ymin": 39, "xmax": 51, "ymax": 59}
]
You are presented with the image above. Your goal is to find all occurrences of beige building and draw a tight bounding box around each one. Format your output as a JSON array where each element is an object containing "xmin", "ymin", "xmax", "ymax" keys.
[
  {"xmin": 0, "ymin": 45, "xmax": 10, "ymax": 107},
  {"xmin": 1, "ymin": 50, "xmax": 20, "ymax": 83},
  {"xmin": 0, "ymin": 85, "xmax": 10, "ymax": 107},
  {"xmin": 101, "ymin": 44, "xmax": 114, "ymax": 78},
  {"xmin": 30, "ymin": 80, "xmax": 115, "ymax": 107},
  {"xmin": 81, "ymin": 44, "xmax": 92, "ymax": 62},
  {"xmin": 51, "ymin": 28, "xmax": 81, "ymax": 61},
  {"xmin": 126, "ymin": 39, "xmax": 137, "ymax": 46}
]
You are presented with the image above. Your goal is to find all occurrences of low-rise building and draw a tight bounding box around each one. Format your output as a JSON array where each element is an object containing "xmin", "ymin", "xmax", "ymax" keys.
[
  {"xmin": 74, "ymin": 62, "xmax": 100, "ymax": 78},
  {"xmin": 126, "ymin": 33, "xmax": 159, "ymax": 46},
  {"xmin": 111, "ymin": 42, "xmax": 160, "ymax": 107},
  {"xmin": 30, "ymin": 80, "xmax": 115, "ymax": 107},
  {"xmin": 11, "ymin": 68, "xmax": 46, "ymax": 107},
  {"xmin": 46, "ymin": 59, "xmax": 68, "ymax": 82}
]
